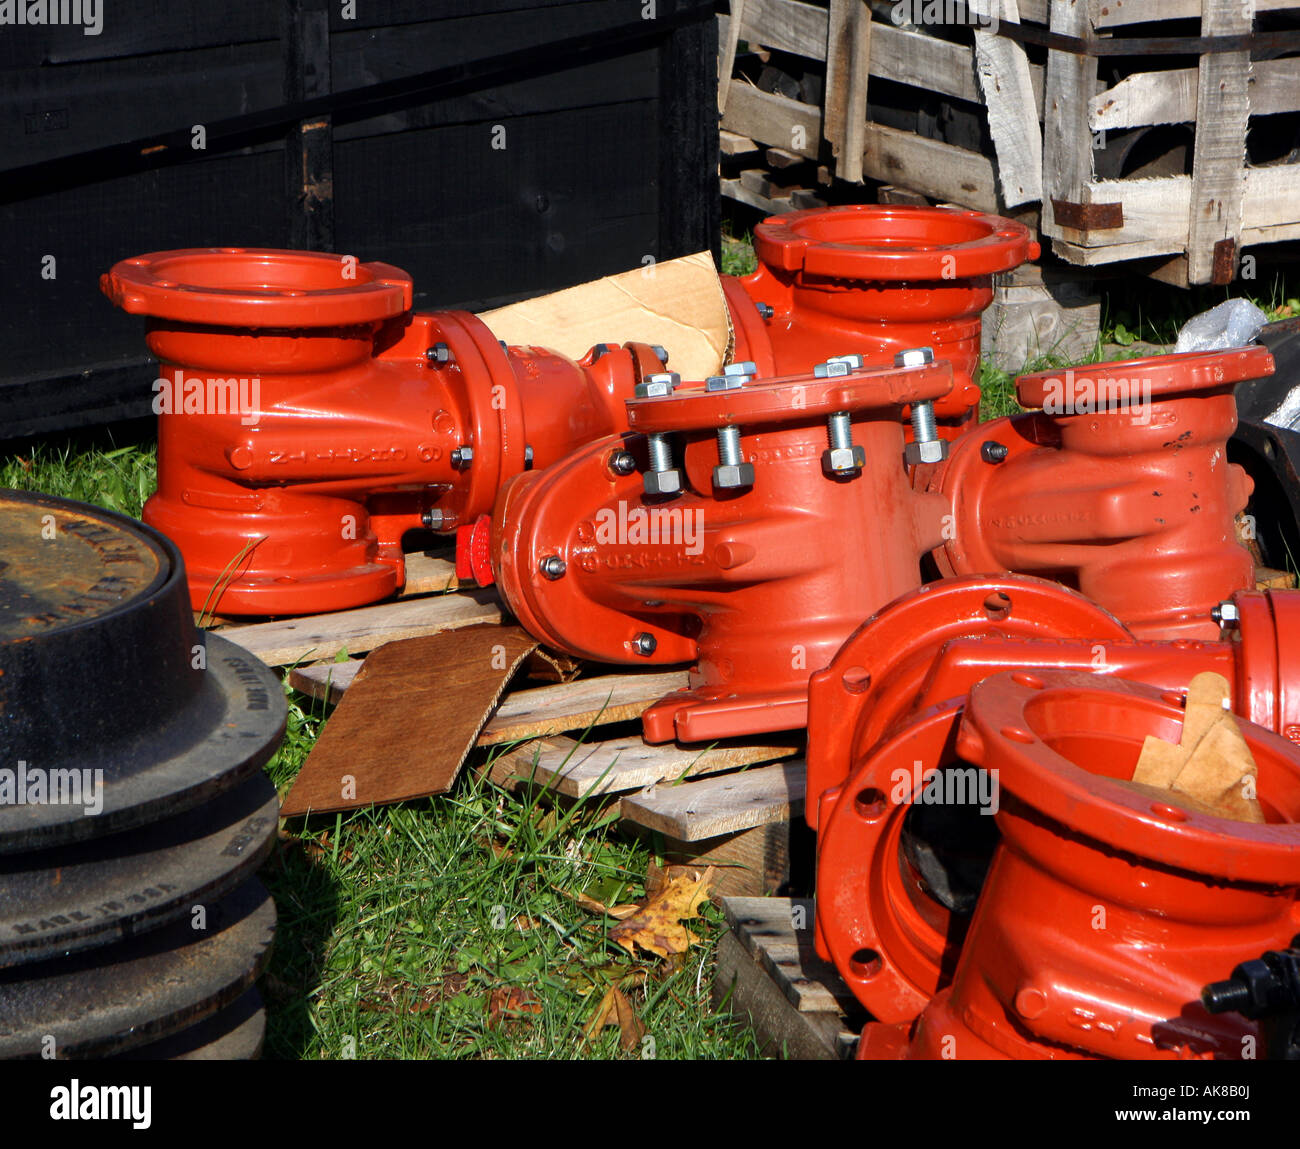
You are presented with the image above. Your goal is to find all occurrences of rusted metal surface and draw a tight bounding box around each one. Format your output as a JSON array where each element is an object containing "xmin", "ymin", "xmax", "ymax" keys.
[
  {"xmin": 1049, "ymin": 198, "xmax": 1124, "ymax": 232},
  {"xmin": 0, "ymin": 878, "xmax": 275, "ymax": 1058},
  {"xmin": 0, "ymin": 775, "xmax": 277, "ymax": 968},
  {"xmin": 0, "ymin": 491, "xmax": 285, "ymax": 852}
]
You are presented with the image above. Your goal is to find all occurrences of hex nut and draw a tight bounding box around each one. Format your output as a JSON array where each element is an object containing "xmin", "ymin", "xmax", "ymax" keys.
[
  {"xmin": 894, "ymin": 347, "xmax": 936, "ymax": 369},
  {"xmin": 904, "ymin": 439, "xmax": 948, "ymax": 466},
  {"xmin": 609, "ymin": 451, "xmax": 638, "ymax": 476},
  {"xmin": 643, "ymin": 469, "xmax": 683, "ymax": 496},
  {"xmin": 712, "ymin": 462, "xmax": 755, "ymax": 489},
  {"xmin": 822, "ymin": 445, "xmax": 867, "ymax": 475},
  {"xmin": 651, "ymin": 345, "xmax": 669, "ymax": 364},
  {"xmin": 635, "ymin": 378, "xmax": 677, "ymax": 398},
  {"xmin": 725, "ymin": 361, "xmax": 757, "ymax": 377},
  {"xmin": 705, "ymin": 375, "xmax": 745, "ymax": 392}
]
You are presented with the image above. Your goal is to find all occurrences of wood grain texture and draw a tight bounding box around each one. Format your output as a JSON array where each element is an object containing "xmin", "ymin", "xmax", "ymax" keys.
[
  {"xmin": 1187, "ymin": 0, "xmax": 1252, "ymax": 284},
  {"xmin": 619, "ymin": 760, "xmax": 807, "ymax": 840},
  {"xmin": 279, "ymin": 625, "xmax": 537, "ymax": 817},
  {"xmin": 502, "ymin": 733, "xmax": 803, "ymax": 797},
  {"xmin": 218, "ymin": 587, "xmax": 501, "ymax": 667}
]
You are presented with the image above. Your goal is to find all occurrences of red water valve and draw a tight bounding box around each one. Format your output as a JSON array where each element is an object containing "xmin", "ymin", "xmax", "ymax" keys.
[
  {"xmin": 857, "ymin": 672, "xmax": 1300, "ymax": 1060},
  {"xmin": 489, "ymin": 355, "xmax": 954, "ymax": 742},
  {"xmin": 724, "ymin": 205, "xmax": 1039, "ymax": 438},
  {"xmin": 933, "ymin": 346, "xmax": 1272, "ymax": 639},
  {"xmin": 810, "ymin": 582, "xmax": 1300, "ymax": 1029},
  {"xmin": 101, "ymin": 248, "xmax": 664, "ymax": 615}
]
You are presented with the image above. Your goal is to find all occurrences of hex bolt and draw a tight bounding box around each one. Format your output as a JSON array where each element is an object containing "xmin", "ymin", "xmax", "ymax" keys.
[
  {"xmin": 1212, "ymin": 601, "xmax": 1240, "ymax": 627},
  {"xmin": 822, "ymin": 411, "xmax": 866, "ymax": 477},
  {"xmin": 911, "ymin": 400, "xmax": 939, "ymax": 445},
  {"xmin": 609, "ymin": 450, "xmax": 637, "ymax": 476},
  {"xmin": 651, "ymin": 345, "xmax": 669, "ymax": 365},
  {"xmin": 426, "ymin": 342, "xmax": 452, "ymax": 367},
  {"xmin": 421, "ymin": 508, "xmax": 445, "ymax": 529},
  {"xmin": 755, "ymin": 302, "xmax": 774, "ymax": 320},
  {"xmin": 539, "ymin": 555, "xmax": 566, "ymax": 580},
  {"xmin": 646, "ymin": 435, "xmax": 673, "ymax": 473},
  {"xmin": 633, "ymin": 632, "xmax": 657, "ymax": 656},
  {"xmin": 981, "ymin": 441, "xmax": 1009, "ymax": 464},
  {"xmin": 717, "ymin": 424, "xmax": 743, "ymax": 467},
  {"xmin": 724, "ymin": 360, "xmax": 757, "ymax": 383},
  {"xmin": 451, "ymin": 445, "xmax": 474, "ymax": 469}
]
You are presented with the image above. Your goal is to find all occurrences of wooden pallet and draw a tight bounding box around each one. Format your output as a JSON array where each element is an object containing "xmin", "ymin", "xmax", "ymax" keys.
[
  {"xmin": 713, "ymin": 896, "xmax": 863, "ymax": 1059},
  {"xmin": 214, "ymin": 559, "xmax": 807, "ymax": 898},
  {"xmin": 719, "ymin": 0, "xmax": 1300, "ymax": 285}
]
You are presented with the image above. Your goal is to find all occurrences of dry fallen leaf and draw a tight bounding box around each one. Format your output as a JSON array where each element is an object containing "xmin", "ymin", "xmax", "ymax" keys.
[
  {"xmin": 561, "ymin": 887, "xmax": 641, "ymax": 919},
  {"xmin": 486, "ymin": 986, "xmax": 543, "ymax": 1028},
  {"xmin": 609, "ymin": 866, "xmax": 715, "ymax": 959},
  {"xmin": 583, "ymin": 984, "xmax": 646, "ymax": 1051}
]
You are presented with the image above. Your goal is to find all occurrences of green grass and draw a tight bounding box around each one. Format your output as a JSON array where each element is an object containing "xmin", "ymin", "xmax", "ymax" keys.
[{"xmin": 0, "ymin": 440, "xmax": 156, "ymax": 517}]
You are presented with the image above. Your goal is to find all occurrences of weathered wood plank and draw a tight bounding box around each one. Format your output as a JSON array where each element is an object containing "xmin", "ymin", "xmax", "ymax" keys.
[
  {"xmin": 723, "ymin": 897, "xmax": 861, "ymax": 1014},
  {"xmin": 718, "ymin": 0, "xmax": 748, "ymax": 114},
  {"xmin": 620, "ymin": 760, "xmax": 806, "ymax": 841},
  {"xmin": 1042, "ymin": 0, "xmax": 1098, "ymax": 238},
  {"xmin": 861, "ymin": 120, "xmax": 999, "ymax": 212},
  {"xmin": 1187, "ymin": 0, "xmax": 1252, "ymax": 284},
  {"xmin": 520, "ymin": 733, "xmax": 803, "ymax": 797},
  {"xmin": 973, "ymin": 0, "xmax": 1043, "ymax": 206},
  {"xmin": 217, "ymin": 588, "xmax": 502, "ymax": 667},
  {"xmin": 721, "ymin": 82, "xmax": 821, "ymax": 159},
  {"xmin": 824, "ymin": 0, "xmax": 872, "ymax": 184},
  {"xmin": 1091, "ymin": 59, "xmax": 1300, "ymax": 132},
  {"xmin": 479, "ymin": 671, "xmax": 689, "ymax": 746},
  {"xmin": 399, "ymin": 550, "xmax": 458, "ymax": 596}
]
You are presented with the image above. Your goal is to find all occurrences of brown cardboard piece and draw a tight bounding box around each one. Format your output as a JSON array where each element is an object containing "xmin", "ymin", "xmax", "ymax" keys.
[
  {"xmin": 1129, "ymin": 671, "xmax": 1263, "ymax": 823},
  {"xmin": 479, "ymin": 251, "xmax": 733, "ymax": 383},
  {"xmin": 280, "ymin": 624, "xmax": 537, "ymax": 817}
]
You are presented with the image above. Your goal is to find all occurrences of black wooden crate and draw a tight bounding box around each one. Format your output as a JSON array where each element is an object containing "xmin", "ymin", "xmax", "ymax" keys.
[{"xmin": 0, "ymin": 0, "xmax": 718, "ymax": 438}]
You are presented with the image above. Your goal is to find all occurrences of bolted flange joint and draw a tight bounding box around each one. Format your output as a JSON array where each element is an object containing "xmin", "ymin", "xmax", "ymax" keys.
[{"xmin": 823, "ymin": 410, "xmax": 866, "ymax": 477}]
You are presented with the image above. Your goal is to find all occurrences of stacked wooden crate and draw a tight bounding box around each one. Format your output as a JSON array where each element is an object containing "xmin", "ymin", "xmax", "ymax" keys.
[{"xmin": 719, "ymin": 0, "xmax": 1300, "ymax": 285}]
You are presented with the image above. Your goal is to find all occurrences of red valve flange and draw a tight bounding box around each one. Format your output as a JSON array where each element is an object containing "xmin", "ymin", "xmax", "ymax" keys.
[
  {"xmin": 724, "ymin": 205, "xmax": 1039, "ymax": 438},
  {"xmin": 858, "ymin": 672, "xmax": 1300, "ymax": 1061},
  {"xmin": 933, "ymin": 346, "xmax": 1272, "ymax": 639},
  {"xmin": 102, "ymin": 248, "xmax": 664, "ymax": 615}
]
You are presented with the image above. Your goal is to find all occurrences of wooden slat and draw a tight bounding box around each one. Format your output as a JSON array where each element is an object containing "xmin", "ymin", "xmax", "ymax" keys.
[
  {"xmin": 721, "ymin": 82, "xmax": 821, "ymax": 159},
  {"xmin": 619, "ymin": 760, "xmax": 806, "ymax": 841},
  {"xmin": 292, "ymin": 657, "xmax": 689, "ymax": 742},
  {"xmin": 1042, "ymin": 0, "xmax": 1098, "ymax": 239},
  {"xmin": 504, "ymin": 733, "xmax": 803, "ymax": 797},
  {"xmin": 860, "ymin": 120, "xmax": 999, "ymax": 212},
  {"xmin": 1091, "ymin": 58, "xmax": 1300, "ymax": 132},
  {"xmin": 718, "ymin": 0, "xmax": 747, "ymax": 114},
  {"xmin": 1187, "ymin": 0, "xmax": 1253, "ymax": 285},
  {"xmin": 399, "ymin": 550, "xmax": 458, "ymax": 596},
  {"xmin": 824, "ymin": 0, "xmax": 872, "ymax": 184},
  {"xmin": 479, "ymin": 671, "xmax": 690, "ymax": 746},
  {"xmin": 973, "ymin": 0, "xmax": 1043, "ymax": 207},
  {"xmin": 217, "ymin": 588, "xmax": 502, "ymax": 667},
  {"xmin": 723, "ymin": 897, "xmax": 861, "ymax": 1014},
  {"xmin": 720, "ymin": 129, "xmax": 759, "ymax": 157},
  {"xmin": 722, "ymin": 176, "xmax": 793, "ymax": 214}
]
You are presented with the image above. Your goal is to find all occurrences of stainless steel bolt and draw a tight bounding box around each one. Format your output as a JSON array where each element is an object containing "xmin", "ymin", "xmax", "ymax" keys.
[
  {"xmin": 421, "ymin": 508, "xmax": 445, "ymax": 529},
  {"xmin": 633, "ymin": 632, "xmax": 657, "ymax": 656},
  {"xmin": 823, "ymin": 411, "xmax": 866, "ymax": 476},
  {"xmin": 609, "ymin": 450, "xmax": 637, "ymax": 476},
  {"xmin": 755, "ymin": 301, "xmax": 774, "ymax": 320},
  {"xmin": 539, "ymin": 555, "xmax": 566, "ymax": 580},
  {"xmin": 717, "ymin": 424, "xmax": 743, "ymax": 467},
  {"xmin": 911, "ymin": 400, "xmax": 939, "ymax": 445},
  {"xmin": 725, "ymin": 360, "xmax": 757, "ymax": 377},
  {"xmin": 452, "ymin": 445, "xmax": 474, "ymax": 469},
  {"xmin": 636, "ymin": 372, "xmax": 679, "ymax": 398},
  {"xmin": 426, "ymin": 342, "xmax": 452, "ymax": 366}
]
